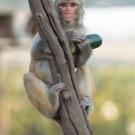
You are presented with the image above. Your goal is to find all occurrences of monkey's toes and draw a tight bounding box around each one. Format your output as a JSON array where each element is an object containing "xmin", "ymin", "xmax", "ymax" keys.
[
  {"xmin": 50, "ymin": 83, "xmax": 66, "ymax": 93},
  {"xmin": 80, "ymin": 96, "xmax": 92, "ymax": 114}
]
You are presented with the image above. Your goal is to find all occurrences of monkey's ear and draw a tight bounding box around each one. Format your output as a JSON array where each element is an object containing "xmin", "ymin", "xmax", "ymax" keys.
[{"xmin": 86, "ymin": 34, "xmax": 102, "ymax": 49}]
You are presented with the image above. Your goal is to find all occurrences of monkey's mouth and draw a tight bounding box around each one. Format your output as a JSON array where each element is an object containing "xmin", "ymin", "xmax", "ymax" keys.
[{"xmin": 64, "ymin": 13, "xmax": 72, "ymax": 19}]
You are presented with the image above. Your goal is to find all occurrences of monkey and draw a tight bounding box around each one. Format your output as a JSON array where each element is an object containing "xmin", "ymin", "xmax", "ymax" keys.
[
  {"xmin": 23, "ymin": 0, "xmax": 93, "ymax": 119},
  {"xmin": 54, "ymin": 0, "xmax": 84, "ymax": 29}
]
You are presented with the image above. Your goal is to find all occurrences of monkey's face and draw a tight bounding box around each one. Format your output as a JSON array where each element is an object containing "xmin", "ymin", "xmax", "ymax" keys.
[{"xmin": 58, "ymin": 0, "xmax": 79, "ymax": 24}]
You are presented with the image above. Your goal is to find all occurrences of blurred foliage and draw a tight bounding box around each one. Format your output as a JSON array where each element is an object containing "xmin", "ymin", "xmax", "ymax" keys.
[
  {"xmin": 0, "ymin": 66, "xmax": 135, "ymax": 135},
  {"xmin": 0, "ymin": 68, "xmax": 62, "ymax": 135},
  {"xmin": 91, "ymin": 66, "xmax": 135, "ymax": 135}
]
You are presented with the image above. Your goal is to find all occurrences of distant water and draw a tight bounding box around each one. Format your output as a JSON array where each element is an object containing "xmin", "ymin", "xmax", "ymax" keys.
[
  {"xmin": 83, "ymin": 7, "xmax": 135, "ymax": 66},
  {"xmin": 0, "ymin": 0, "xmax": 28, "ymax": 11},
  {"xmin": 84, "ymin": 7, "xmax": 135, "ymax": 42}
]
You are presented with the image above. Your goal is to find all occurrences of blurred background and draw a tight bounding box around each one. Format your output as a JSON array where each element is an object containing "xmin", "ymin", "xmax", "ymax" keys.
[{"xmin": 0, "ymin": 0, "xmax": 135, "ymax": 135}]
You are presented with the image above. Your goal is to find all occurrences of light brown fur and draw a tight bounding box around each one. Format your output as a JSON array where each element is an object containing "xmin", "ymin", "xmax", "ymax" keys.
[{"xmin": 23, "ymin": 0, "xmax": 93, "ymax": 119}]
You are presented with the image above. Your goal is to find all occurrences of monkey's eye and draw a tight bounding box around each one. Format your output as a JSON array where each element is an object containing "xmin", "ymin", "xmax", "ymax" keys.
[
  {"xmin": 59, "ymin": 3, "xmax": 67, "ymax": 7},
  {"xmin": 70, "ymin": 2, "xmax": 78, "ymax": 7}
]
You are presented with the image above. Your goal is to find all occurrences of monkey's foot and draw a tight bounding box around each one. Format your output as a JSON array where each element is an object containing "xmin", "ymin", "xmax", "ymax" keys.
[
  {"xmin": 49, "ymin": 83, "xmax": 66, "ymax": 119},
  {"xmin": 50, "ymin": 83, "xmax": 66, "ymax": 94},
  {"xmin": 80, "ymin": 96, "xmax": 92, "ymax": 115}
]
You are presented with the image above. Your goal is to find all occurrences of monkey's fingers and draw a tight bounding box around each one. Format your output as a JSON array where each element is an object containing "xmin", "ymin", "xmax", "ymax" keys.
[
  {"xmin": 72, "ymin": 38, "xmax": 85, "ymax": 43},
  {"xmin": 50, "ymin": 83, "xmax": 66, "ymax": 94},
  {"xmin": 72, "ymin": 33, "xmax": 85, "ymax": 43},
  {"xmin": 66, "ymin": 31, "xmax": 85, "ymax": 42},
  {"xmin": 77, "ymin": 39, "xmax": 90, "ymax": 48}
]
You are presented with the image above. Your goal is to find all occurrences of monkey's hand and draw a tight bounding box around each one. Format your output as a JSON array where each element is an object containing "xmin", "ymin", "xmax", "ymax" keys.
[
  {"xmin": 80, "ymin": 96, "xmax": 93, "ymax": 115},
  {"xmin": 65, "ymin": 31, "xmax": 85, "ymax": 43},
  {"xmin": 65, "ymin": 31, "xmax": 92, "ymax": 67}
]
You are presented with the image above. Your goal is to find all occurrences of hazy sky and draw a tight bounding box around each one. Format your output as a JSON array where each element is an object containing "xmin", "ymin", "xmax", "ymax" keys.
[{"xmin": 0, "ymin": 0, "xmax": 135, "ymax": 11}]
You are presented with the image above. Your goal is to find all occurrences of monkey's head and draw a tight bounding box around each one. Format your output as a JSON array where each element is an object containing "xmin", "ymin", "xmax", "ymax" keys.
[{"xmin": 54, "ymin": 0, "xmax": 84, "ymax": 29}]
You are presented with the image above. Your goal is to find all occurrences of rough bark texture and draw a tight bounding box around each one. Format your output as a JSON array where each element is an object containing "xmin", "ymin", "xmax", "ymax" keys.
[{"xmin": 28, "ymin": 0, "xmax": 93, "ymax": 135}]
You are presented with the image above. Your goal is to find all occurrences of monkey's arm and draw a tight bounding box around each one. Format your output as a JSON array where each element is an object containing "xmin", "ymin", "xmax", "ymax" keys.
[
  {"xmin": 76, "ymin": 64, "xmax": 93, "ymax": 114},
  {"xmin": 65, "ymin": 31, "xmax": 92, "ymax": 68}
]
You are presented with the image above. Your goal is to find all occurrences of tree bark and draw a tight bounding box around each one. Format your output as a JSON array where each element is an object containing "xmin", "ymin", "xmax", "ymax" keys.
[{"xmin": 28, "ymin": 0, "xmax": 93, "ymax": 135}]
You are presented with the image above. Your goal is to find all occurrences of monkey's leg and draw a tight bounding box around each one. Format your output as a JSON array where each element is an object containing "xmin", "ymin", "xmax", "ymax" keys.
[
  {"xmin": 23, "ymin": 72, "xmax": 65, "ymax": 118},
  {"xmin": 76, "ymin": 64, "xmax": 93, "ymax": 115}
]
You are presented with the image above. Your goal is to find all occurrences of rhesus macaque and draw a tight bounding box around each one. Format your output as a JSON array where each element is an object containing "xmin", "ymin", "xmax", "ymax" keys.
[{"xmin": 24, "ymin": 0, "xmax": 93, "ymax": 119}]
